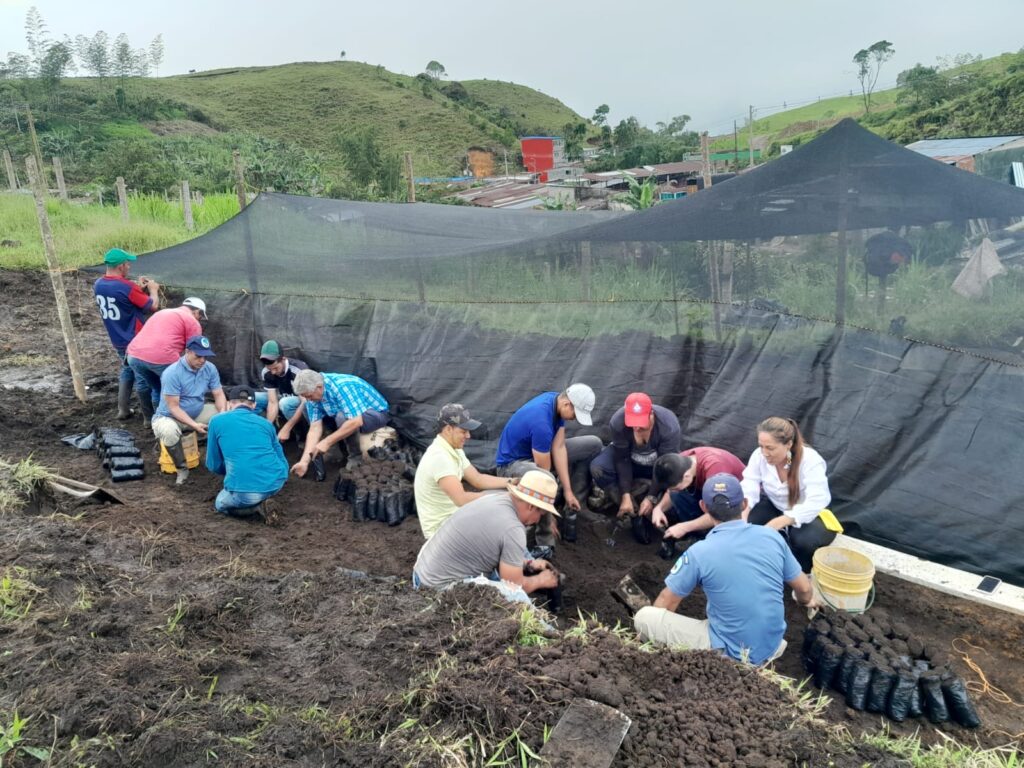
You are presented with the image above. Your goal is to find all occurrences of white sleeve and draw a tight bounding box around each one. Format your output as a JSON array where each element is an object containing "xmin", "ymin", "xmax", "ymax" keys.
[
  {"xmin": 741, "ymin": 450, "xmax": 764, "ymax": 509},
  {"xmin": 788, "ymin": 451, "xmax": 831, "ymax": 527}
]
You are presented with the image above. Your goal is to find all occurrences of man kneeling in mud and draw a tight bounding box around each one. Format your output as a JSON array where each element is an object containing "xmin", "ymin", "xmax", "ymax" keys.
[{"xmin": 412, "ymin": 469, "xmax": 561, "ymax": 602}]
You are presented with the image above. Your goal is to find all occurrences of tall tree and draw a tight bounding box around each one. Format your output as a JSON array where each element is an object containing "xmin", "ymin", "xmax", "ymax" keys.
[
  {"xmin": 425, "ymin": 60, "xmax": 446, "ymax": 80},
  {"xmin": 112, "ymin": 33, "xmax": 135, "ymax": 88},
  {"xmin": 612, "ymin": 116, "xmax": 641, "ymax": 154},
  {"xmin": 592, "ymin": 103, "xmax": 610, "ymax": 126},
  {"xmin": 562, "ymin": 121, "xmax": 587, "ymax": 162},
  {"xmin": 75, "ymin": 31, "xmax": 111, "ymax": 78},
  {"xmin": 148, "ymin": 34, "xmax": 164, "ymax": 76},
  {"xmin": 656, "ymin": 114, "xmax": 692, "ymax": 137},
  {"xmin": 24, "ymin": 6, "xmax": 50, "ymax": 75},
  {"xmin": 39, "ymin": 41, "xmax": 76, "ymax": 100},
  {"xmin": 853, "ymin": 40, "xmax": 895, "ymax": 113}
]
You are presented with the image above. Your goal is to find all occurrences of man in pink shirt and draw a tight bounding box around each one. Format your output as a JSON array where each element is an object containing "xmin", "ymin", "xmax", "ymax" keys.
[
  {"xmin": 126, "ymin": 297, "xmax": 207, "ymax": 423},
  {"xmin": 641, "ymin": 446, "xmax": 747, "ymax": 547}
]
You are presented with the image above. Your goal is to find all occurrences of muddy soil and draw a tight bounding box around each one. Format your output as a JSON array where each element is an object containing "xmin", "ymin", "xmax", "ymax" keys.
[{"xmin": 0, "ymin": 268, "xmax": 1022, "ymax": 765}]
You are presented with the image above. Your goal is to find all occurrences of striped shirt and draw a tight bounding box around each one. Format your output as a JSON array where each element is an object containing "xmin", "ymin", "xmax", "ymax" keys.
[{"xmin": 306, "ymin": 373, "xmax": 388, "ymax": 423}]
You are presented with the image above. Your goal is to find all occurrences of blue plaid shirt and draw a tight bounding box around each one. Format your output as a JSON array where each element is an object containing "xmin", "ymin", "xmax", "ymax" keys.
[{"xmin": 306, "ymin": 373, "xmax": 388, "ymax": 423}]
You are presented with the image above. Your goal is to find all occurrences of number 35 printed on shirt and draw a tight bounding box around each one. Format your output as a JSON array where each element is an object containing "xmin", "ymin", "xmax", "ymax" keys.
[{"xmin": 95, "ymin": 295, "xmax": 121, "ymax": 320}]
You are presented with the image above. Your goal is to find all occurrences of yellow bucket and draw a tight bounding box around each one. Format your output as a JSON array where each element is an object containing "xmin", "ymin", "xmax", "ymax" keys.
[
  {"xmin": 811, "ymin": 546, "xmax": 875, "ymax": 613},
  {"xmin": 158, "ymin": 431, "xmax": 201, "ymax": 474}
]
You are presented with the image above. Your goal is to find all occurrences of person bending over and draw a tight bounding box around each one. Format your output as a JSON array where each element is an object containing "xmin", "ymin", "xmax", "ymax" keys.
[
  {"xmin": 289, "ymin": 369, "xmax": 389, "ymax": 480},
  {"xmin": 741, "ymin": 417, "xmax": 840, "ymax": 573},
  {"xmin": 643, "ymin": 446, "xmax": 746, "ymax": 541},
  {"xmin": 412, "ymin": 469, "xmax": 562, "ymax": 598},
  {"xmin": 634, "ymin": 474, "xmax": 819, "ymax": 665},
  {"xmin": 494, "ymin": 384, "xmax": 603, "ymax": 545},
  {"xmin": 415, "ymin": 403, "xmax": 509, "ymax": 540},
  {"xmin": 205, "ymin": 385, "xmax": 288, "ymax": 523}
]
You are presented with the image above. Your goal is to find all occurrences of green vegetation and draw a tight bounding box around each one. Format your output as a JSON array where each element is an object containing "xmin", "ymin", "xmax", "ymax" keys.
[
  {"xmin": 1, "ymin": 61, "xmax": 588, "ymax": 199},
  {"xmin": 0, "ymin": 567, "xmax": 43, "ymax": 623},
  {"xmin": 0, "ymin": 192, "xmax": 238, "ymax": 269},
  {"xmin": 859, "ymin": 728, "xmax": 1022, "ymax": 767},
  {"xmin": 714, "ymin": 50, "xmax": 1024, "ymax": 157},
  {"xmin": 0, "ymin": 711, "xmax": 50, "ymax": 763},
  {"xmin": 0, "ymin": 458, "xmax": 53, "ymax": 515}
]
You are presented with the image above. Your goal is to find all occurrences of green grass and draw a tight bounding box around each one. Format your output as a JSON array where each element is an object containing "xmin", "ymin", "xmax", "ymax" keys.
[
  {"xmin": 859, "ymin": 728, "xmax": 1022, "ymax": 767},
  {"xmin": 42, "ymin": 63, "xmax": 583, "ymax": 179},
  {"xmin": 0, "ymin": 192, "xmax": 238, "ymax": 269},
  {"xmin": 462, "ymin": 79, "xmax": 585, "ymax": 133}
]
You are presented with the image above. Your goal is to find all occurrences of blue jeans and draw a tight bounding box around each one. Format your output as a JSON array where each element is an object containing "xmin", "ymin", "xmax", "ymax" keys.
[
  {"xmin": 115, "ymin": 349, "xmax": 135, "ymax": 387},
  {"xmin": 668, "ymin": 488, "xmax": 704, "ymax": 524},
  {"xmin": 254, "ymin": 392, "xmax": 301, "ymax": 421},
  {"xmin": 589, "ymin": 444, "xmax": 655, "ymax": 489},
  {"xmin": 126, "ymin": 356, "xmax": 170, "ymax": 418},
  {"xmin": 215, "ymin": 488, "xmax": 279, "ymax": 516}
]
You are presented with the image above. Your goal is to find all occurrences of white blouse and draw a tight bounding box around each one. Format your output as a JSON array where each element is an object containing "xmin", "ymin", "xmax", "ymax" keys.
[{"xmin": 741, "ymin": 445, "xmax": 831, "ymax": 527}]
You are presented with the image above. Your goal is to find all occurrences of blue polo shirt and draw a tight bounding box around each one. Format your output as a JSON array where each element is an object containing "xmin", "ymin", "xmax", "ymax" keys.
[
  {"xmin": 665, "ymin": 519, "xmax": 801, "ymax": 664},
  {"xmin": 495, "ymin": 392, "xmax": 563, "ymax": 467},
  {"xmin": 154, "ymin": 357, "xmax": 222, "ymax": 419},
  {"xmin": 205, "ymin": 407, "xmax": 288, "ymax": 494}
]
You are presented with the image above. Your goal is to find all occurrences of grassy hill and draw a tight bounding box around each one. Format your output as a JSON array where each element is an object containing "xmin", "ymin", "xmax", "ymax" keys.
[
  {"xmin": 0, "ymin": 61, "xmax": 587, "ymax": 196},
  {"xmin": 461, "ymin": 79, "xmax": 584, "ymax": 136},
  {"xmin": 712, "ymin": 51, "xmax": 1024, "ymax": 156}
]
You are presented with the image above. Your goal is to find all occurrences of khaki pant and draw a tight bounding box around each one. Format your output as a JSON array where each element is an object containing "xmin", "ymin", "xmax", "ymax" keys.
[
  {"xmin": 152, "ymin": 404, "xmax": 218, "ymax": 447},
  {"xmin": 633, "ymin": 606, "xmax": 787, "ymax": 664}
]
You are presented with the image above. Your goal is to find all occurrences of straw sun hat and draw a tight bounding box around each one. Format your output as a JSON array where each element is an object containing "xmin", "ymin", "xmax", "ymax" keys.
[{"xmin": 508, "ymin": 469, "xmax": 560, "ymax": 516}]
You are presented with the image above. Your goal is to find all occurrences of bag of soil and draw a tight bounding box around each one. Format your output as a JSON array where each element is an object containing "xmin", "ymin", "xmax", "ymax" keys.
[
  {"xmin": 866, "ymin": 665, "xmax": 896, "ymax": 713},
  {"xmin": 846, "ymin": 624, "xmax": 870, "ymax": 645},
  {"xmin": 845, "ymin": 659, "xmax": 874, "ymax": 711},
  {"xmin": 835, "ymin": 648, "xmax": 864, "ymax": 695},
  {"xmin": 803, "ymin": 633, "xmax": 828, "ymax": 677},
  {"xmin": 941, "ymin": 675, "xmax": 981, "ymax": 728},
  {"xmin": 887, "ymin": 668, "xmax": 919, "ymax": 722},
  {"xmin": 920, "ymin": 672, "xmax": 950, "ymax": 724},
  {"xmin": 110, "ymin": 468, "xmax": 144, "ymax": 482},
  {"xmin": 366, "ymin": 489, "xmax": 379, "ymax": 521},
  {"xmin": 631, "ymin": 515, "xmax": 653, "ymax": 545},
  {"xmin": 352, "ymin": 488, "xmax": 368, "ymax": 522},
  {"xmin": 108, "ymin": 457, "xmax": 144, "ymax": 472},
  {"xmin": 385, "ymin": 493, "xmax": 403, "ymax": 526},
  {"xmin": 104, "ymin": 444, "xmax": 141, "ymax": 458},
  {"xmin": 908, "ymin": 672, "xmax": 923, "ymax": 718},
  {"xmin": 814, "ymin": 642, "xmax": 844, "ymax": 690}
]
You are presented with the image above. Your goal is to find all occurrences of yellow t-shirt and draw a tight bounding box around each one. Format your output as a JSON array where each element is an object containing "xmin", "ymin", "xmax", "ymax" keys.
[{"xmin": 414, "ymin": 434, "xmax": 471, "ymax": 539}]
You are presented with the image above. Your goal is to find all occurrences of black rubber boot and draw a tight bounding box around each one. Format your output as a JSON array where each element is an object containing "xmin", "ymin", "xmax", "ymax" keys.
[
  {"xmin": 138, "ymin": 393, "xmax": 155, "ymax": 424},
  {"xmin": 116, "ymin": 377, "xmax": 134, "ymax": 420},
  {"xmin": 165, "ymin": 441, "xmax": 189, "ymax": 485}
]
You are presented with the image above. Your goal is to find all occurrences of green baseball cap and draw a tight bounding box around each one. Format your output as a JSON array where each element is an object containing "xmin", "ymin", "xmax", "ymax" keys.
[
  {"xmin": 104, "ymin": 248, "xmax": 136, "ymax": 266},
  {"xmin": 259, "ymin": 340, "xmax": 282, "ymax": 361}
]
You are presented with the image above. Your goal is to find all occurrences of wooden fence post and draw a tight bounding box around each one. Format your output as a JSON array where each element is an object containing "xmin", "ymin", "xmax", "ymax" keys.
[
  {"xmin": 404, "ymin": 151, "xmax": 416, "ymax": 203},
  {"xmin": 26, "ymin": 157, "xmax": 87, "ymax": 402},
  {"xmin": 580, "ymin": 241, "xmax": 592, "ymax": 301},
  {"xmin": 233, "ymin": 150, "xmax": 246, "ymax": 211},
  {"xmin": 52, "ymin": 156, "xmax": 68, "ymax": 200},
  {"xmin": 3, "ymin": 150, "xmax": 17, "ymax": 190},
  {"xmin": 116, "ymin": 176, "xmax": 129, "ymax": 221},
  {"xmin": 181, "ymin": 180, "xmax": 194, "ymax": 231}
]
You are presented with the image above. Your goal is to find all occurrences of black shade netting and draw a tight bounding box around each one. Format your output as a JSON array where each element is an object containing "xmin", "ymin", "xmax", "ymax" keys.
[{"xmin": 93, "ymin": 123, "xmax": 1024, "ymax": 586}]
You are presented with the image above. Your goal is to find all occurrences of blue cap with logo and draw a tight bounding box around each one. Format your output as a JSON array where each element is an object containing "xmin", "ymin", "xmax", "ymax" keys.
[
  {"xmin": 701, "ymin": 473, "xmax": 744, "ymax": 510},
  {"xmin": 185, "ymin": 334, "xmax": 216, "ymax": 357}
]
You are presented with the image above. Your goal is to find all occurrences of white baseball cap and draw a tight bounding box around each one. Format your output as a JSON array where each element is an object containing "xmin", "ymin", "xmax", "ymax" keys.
[
  {"xmin": 182, "ymin": 297, "xmax": 207, "ymax": 319},
  {"xmin": 565, "ymin": 383, "xmax": 595, "ymax": 426}
]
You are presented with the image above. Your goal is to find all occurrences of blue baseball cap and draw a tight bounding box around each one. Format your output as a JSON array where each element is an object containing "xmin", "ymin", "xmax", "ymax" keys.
[
  {"xmin": 185, "ymin": 334, "xmax": 216, "ymax": 357},
  {"xmin": 701, "ymin": 473, "xmax": 744, "ymax": 510}
]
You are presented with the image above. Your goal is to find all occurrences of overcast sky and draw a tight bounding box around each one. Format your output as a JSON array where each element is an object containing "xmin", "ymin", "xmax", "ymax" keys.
[{"xmin": 2, "ymin": 0, "xmax": 1022, "ymax": 133}]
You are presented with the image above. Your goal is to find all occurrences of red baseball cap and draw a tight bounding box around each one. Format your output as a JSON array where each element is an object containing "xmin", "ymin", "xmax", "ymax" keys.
[{"xmin": 623, "ymin": 392, "xmax": 653, "ymax": 427}]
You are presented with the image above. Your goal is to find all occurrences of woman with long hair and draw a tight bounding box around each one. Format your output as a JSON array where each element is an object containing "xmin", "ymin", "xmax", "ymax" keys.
[{"xmin": 741, "ymin": 417, "xmax": 838, "ymax": 572}]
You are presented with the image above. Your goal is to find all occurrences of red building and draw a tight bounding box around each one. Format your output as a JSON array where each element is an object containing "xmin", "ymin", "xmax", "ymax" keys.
[{"xmin": 520, "ymin": 136, "xmax": 565, "ymax": 182}]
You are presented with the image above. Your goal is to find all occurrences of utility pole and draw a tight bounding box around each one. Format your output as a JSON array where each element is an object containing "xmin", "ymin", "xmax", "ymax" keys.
[
  {"xmin": 25, "ymin": 157, "xmax": 87, "ymax": 402},
  {"xmin": 404, "ymin": 151, "xmax": 416, "ymax": 203},
  {"xmin": 503, "ymin": 148, "xmax": 509, "ymax": 178},
  {"xmin": 700, "ymin": 131, "xmax": 712, "ymax": 189},
  {"xmin": 748, "ymin": 105, "xmax": 756, "ymax": 169},
  {"xmin": 232, "ymin": 150, "xmax": 247, "ymax": 211}
]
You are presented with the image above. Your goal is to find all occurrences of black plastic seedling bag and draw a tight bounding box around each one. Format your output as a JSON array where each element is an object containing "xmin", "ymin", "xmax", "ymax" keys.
[
  {"xmin": 942, "ymin": 675, "xmax": 981, "ymax": 728},
  {"xmin": 846, "ymin": 659, "xmax": 874, "ymax": 711},
  {"xmin": 814, "ymin": 642, "xmax": 844, "ymax": 690},
  {"xmin": 866, "ymin": 665, "xmax": 897, "ymax": 713},
  {"xmin": 110, "ymin": 468, "xmax": 144, "ymax": 482},
  {"xmin": 108, "ymin": 457, "xmax": 144, "ymax": 471},
  {"xmin": 805, "ymin": 634, "xmax": 828, "ymax": 677},
  {"xmin": 835, "ymin": 648, "xmax": 864, "ymax": 695},
  {"xmin": 920, "ymin": 672, "xmax": 950, "ymax": 724},
  {"xmin": 887, "ymin": 669, "xmax": 919, "ymax": 722}
]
